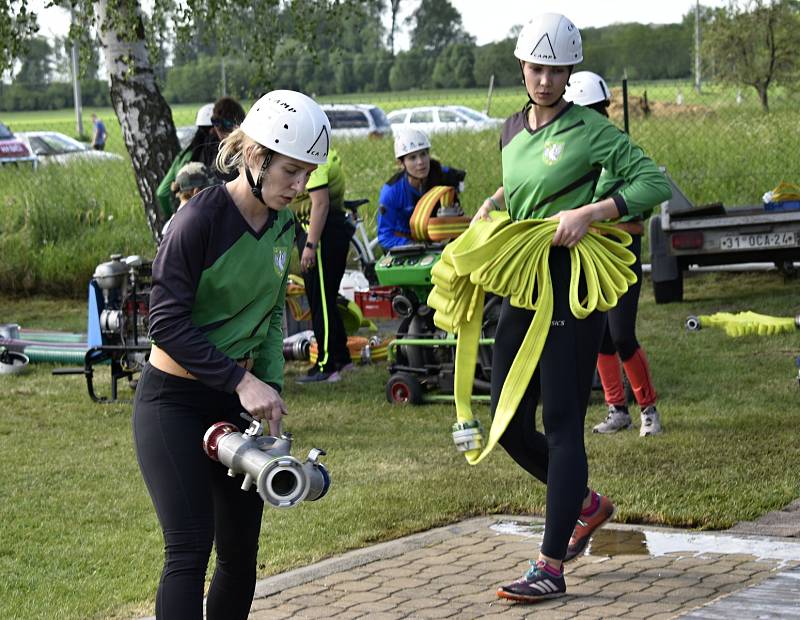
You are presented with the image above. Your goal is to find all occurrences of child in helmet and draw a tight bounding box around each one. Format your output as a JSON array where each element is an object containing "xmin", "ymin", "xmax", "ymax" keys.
[
  {"xmin": 133, "ymin": 90, "xmax": 330, "ymax": 619},
  {"xmin": 161, "ymin": 161, "xmax": 217, "ymax": 236},
  {"xmin": 377, "ymin": 128, "xmax": 465, "ymax": 250},
  {"xmin": 470, "ymin": 14, "xmax": 671, "ymax": 603},
  {"xmin": 564, "ymin": 71, "xmax": 663, "ymax": 437}
]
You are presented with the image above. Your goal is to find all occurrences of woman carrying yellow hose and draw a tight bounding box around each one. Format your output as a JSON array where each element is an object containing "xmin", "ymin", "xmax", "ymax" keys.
[{"xmin": 472, "ymin": 13, "xmax": 671, "ymax": 603}]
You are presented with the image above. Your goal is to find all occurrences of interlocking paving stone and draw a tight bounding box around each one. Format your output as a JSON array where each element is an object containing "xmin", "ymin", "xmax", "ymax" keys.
[{"xmin": 239, "ymin": 515, "xmax": 800, "ymax": 620}]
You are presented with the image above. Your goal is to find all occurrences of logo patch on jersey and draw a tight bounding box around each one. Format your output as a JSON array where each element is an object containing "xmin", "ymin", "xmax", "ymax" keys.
[
  {"xmin": 543, "ymin": 141, "xmax": 565, "ymax": 166},
  {"xmin": 273, "ymin": 247, "xmax": 288, "ymax": 277}
]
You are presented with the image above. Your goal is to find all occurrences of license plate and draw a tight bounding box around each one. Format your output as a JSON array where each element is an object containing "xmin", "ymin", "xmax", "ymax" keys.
[{"xmin": 719, "ymin": 232, "xmax": 797, "ymax": 250}]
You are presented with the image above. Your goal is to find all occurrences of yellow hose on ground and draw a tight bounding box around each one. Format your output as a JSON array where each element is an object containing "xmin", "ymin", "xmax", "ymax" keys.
[
  {"xmin": 694, "ymin": 312, "xmax": 797, "ymax": 337},
  {"xmin": 427, "ymin": 211, "xmax": 637, "ymax": 465}
]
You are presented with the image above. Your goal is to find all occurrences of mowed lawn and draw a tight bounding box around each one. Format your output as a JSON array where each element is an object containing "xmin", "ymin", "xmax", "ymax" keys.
[{"xmin": 0, "ymin": 268, "xmax": 799, "ymax": 619}]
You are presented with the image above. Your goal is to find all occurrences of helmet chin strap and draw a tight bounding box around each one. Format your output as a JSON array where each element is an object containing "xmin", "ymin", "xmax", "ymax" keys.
[{"xmin": 246, "ymin": 152, "xmax": 273, "ymax": 205}]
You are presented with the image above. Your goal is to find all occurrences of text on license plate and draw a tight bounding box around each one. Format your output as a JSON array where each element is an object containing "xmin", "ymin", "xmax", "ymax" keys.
[{"xmin": 720, "ymin": 232, "xmax": 797, "ymax": 250}]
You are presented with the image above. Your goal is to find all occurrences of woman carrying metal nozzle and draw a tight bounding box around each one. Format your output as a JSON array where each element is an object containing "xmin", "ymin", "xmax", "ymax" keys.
[
  {"xmin": 467, "ymin": 13, "xmax": 671, "ymax": 604},
  {"xmin": 132, "ymin": 90, "xmax": 330, "ymax": 620}
]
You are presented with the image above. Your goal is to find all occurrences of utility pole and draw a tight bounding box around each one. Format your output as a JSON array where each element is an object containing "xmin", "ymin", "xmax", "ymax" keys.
[
  {"xmin": 221, "ymin": 58, "xmax": 227, "ymax": 97},
  {"xmin": 694, "ymin": 0, "xmax": 702, "ymax": 93},
  {"xmin": 70, "ymin": 8, "xmax": 84, "ymax": 136}
]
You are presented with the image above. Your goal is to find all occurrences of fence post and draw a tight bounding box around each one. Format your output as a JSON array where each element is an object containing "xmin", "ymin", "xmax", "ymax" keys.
[
  {"xmin": 484, "ymin": 74, "xmax": 495, "ymax": 116},
  {"xmin": 622, "ymin": 77, "xmax": 629, "ymax": 134}
]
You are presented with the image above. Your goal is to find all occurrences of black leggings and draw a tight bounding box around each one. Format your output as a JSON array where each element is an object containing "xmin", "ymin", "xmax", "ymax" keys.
[
  {"xmin": 600, "ymin": 235, "xmax": 642, "ymax": 360},
  {"xmin": 132, "ymin": 364, "xmax": 264, "ymax": 620},
  {"xmin": 490, "ymin": 247, "xmax": 606, "ymax": 560},
  {"xmin": 296, "ymin": 209, "xmax": 353, "ymax": 372}
]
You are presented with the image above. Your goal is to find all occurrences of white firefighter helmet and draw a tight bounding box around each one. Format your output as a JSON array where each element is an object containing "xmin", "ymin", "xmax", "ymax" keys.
[
  {"xmin": 564, "ymin": 71, "xmax": 610, "ymax": 106},
  {"xmin": 240, "ymin": 90, "xmax": 330, "ymax": 165},
  {"xmin": 195, "ymin": 103, "xmax": 214, "ymax": 127},
  {"xmin": 514, "ymin": 13, "xmax": 583, "ymax": 66},
  {"xmin": 394, "ymin": 128, "xmax": 431, "ymax": 159}
]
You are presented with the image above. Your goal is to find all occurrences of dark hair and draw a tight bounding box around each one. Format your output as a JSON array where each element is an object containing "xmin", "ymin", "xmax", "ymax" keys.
[
  {"xmin": 213, "ymin": 96, "xmax": 246, "ymax": 125},
  {"xmin": 188, "ymin": 125, "xmax": 214, "ymax": 153},
  {"xmin": 386, "ymin": 159, "xmax": 466, "ymax": 194},
  {"xmin": 587, "ymin": 100, "xmax": 610, "ymax": 117}
]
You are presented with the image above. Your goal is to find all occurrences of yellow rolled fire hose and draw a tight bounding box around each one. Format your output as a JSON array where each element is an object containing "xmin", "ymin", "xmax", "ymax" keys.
[
  {"xmin": 427, "ymin": 211, "xmax": 637, "ymax": 465},
  {"xmin": 686, "ymin": 311, "xmax": 799, "ymax": 337}
]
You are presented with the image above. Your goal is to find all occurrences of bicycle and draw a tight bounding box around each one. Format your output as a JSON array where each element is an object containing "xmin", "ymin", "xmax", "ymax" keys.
[{"xmin": 343, "ymin": 198, "xmax": 381, "ymax": 285}]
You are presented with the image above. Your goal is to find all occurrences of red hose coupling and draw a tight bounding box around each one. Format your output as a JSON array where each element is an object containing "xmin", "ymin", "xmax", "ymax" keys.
[{"xmin": 202, "ymin": 422, "xmax": 238, "ymax": 461}]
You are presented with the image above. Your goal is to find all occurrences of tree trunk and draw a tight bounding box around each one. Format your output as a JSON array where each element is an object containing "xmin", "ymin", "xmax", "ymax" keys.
[
  {"xmin": 755, "ymin": 84, "xmax": 769, "ymax": 112},
  {"xmin": 389, "ymin": 0, "xmax": 401, "ymax": 56},
  {"xmin": 96, "ymin": 0, "xmax": 179, "ymax": 243}
]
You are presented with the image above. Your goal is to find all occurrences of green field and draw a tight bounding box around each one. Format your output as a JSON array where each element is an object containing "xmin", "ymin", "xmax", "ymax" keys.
[
  {"xmin": 1, "ymin": 269, "xmax": 799, "ymax": 619},
  {"xmin": 1, "ymin": 82, "xmax": 800, "ymax": 619}
]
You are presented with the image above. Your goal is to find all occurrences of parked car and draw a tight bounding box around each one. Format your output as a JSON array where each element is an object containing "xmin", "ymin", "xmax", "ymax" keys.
[
  {"xmin": 387, "ymin": 105, "xmax": 504, "ymax": 135},
  {"xmin": 0, "ymin": 121, "xmax": 37, "ymax": 167},
  {"xmin": 320, "ymin": 104, "xmax": 392, "ymax": 140},
  {"xmin": 16, "ymin": 131, "xmax": 123, "ymax": 165}
]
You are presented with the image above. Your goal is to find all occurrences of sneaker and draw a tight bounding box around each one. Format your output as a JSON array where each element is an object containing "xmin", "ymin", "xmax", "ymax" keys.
[
  {"xmin": 295, "ymin": 367, "xmax": 341, "ymax": 384},
  {"xmin": 640, "ymin": 405, "xmax": 662, "ymax": 436},
  {"xmin": 496, "ymin": 560, "xmax": 566, "ymax": 603},
  {"xmin": 592, "ymin": 405, "xmax": 632, "ymax": 434},
  {"xmin": 564, "ymin": 492, "xmax": 616, "ymax": 562},
  {"xmin": 337, "ymin": 362, "xmax": 356, "ymax": 374}
]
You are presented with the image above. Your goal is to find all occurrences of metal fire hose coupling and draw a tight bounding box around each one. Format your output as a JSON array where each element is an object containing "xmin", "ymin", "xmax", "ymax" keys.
[
  {"xmin": 451, "ymin": 419, "xmax": 484, "ymax": 453},
  {"xmin": 202, "ymin": 413, "xmax": 330, "ymax": 508},
  {"xmin": 685, "ymin": 316, "xmax": 701, "ymax": 331}
]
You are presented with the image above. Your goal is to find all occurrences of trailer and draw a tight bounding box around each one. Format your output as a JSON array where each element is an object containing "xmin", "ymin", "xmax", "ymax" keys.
[{"xmin": 649, "ymin": 176, "xmax": 800, "ymax": 303}]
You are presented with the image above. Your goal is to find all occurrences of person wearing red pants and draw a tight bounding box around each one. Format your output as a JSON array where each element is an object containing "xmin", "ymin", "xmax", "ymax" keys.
[{"xmin": 565, "ymin": 71, "xmax": 662, "ymax": 437}]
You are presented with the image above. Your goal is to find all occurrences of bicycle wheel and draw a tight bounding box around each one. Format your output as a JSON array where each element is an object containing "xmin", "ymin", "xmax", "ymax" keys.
[{"xmin": 347, "ymin": 236, "xmax": 377, "ymax": 285}]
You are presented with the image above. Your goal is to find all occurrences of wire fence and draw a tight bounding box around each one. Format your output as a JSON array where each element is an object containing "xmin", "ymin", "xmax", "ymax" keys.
[
  {"xmin": 307, "ymin": 79, "xmax": 800, "ymax": 238},
  {"xmin": 4, "ymin": 77, "xmax": 798, "ymax": 244}
]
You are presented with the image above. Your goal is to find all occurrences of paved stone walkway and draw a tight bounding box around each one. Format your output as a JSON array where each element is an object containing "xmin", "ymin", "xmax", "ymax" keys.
[{"xmin": 245, "ymin": 516, "xmax": 800, "ymax": 619}]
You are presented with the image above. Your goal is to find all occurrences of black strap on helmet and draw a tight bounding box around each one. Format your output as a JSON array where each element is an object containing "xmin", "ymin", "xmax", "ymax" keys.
[{"xmin": 246, "ymin": 151, "xmax": 273, "ymax": 204}]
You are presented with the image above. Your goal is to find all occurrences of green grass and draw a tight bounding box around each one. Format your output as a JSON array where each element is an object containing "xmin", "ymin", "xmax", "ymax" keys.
[
  {"xmin": 1, "ymin": 270, "xmax": 799, "ymax": 619},
  {"xmin": 1, "ymin": 81, "xmax": 798, "ymax": 295}
]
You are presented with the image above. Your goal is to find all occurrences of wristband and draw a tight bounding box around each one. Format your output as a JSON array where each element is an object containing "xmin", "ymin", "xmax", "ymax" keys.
[
  {"xmin": 305, "ymin": 241, "xmax": 317, "ymax": 250},
  {"xmin": 486, "ymin": 197, "xmax": 500, "ymax": 211}
]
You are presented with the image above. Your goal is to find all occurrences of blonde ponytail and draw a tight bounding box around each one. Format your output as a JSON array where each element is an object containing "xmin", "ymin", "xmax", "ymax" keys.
[{"xmin": 215, "ymin": 128, "xmax": 271, "ymax": 175}]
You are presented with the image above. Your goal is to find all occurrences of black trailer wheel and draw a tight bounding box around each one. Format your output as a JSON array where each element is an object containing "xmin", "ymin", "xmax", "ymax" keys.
[
  {"xmin": 386, "ymin": 373, "xmax": 423, "ymax": 405},
  {"xmin": 653, "ymin": 272, "xmax": 683, "ymax": 304}
]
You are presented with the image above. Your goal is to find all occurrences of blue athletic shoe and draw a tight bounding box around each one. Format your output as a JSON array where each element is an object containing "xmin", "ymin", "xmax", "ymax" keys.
[
  {"xmin": 295, "ymin": 367, "xmax": 341, "ymax": 384},
  {"xmin": 496, "ymin": 560, "xmax": 566, "ymax": 602}
]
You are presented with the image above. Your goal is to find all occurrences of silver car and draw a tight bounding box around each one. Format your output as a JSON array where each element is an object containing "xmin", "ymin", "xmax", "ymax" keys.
[
  {"xmin": 387, "ymin": 105, "xmax": 504, "ymax": 135},
  {"xmin": 16, "ymin": 131, "xmax": 123, "ymax": 165},
  {"xmin": 320, "ymin": 104, "xmax": 393, "ymax": 140}
]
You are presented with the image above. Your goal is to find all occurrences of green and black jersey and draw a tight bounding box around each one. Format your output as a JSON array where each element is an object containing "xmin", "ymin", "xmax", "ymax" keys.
[
  {"xmin": 291, "ymin": 148, "xmax": 345, "ymax": 223},
  {"xmin": 594, "ymin": 161, "xmax": 660, "ymax": 223},
  {"xmin": 150, "ymin": 185, "xmax": 295, "ymax": 393},
  {"xmin": 501, "ymin": 102, "xmax": 670, "ymax": 220}
]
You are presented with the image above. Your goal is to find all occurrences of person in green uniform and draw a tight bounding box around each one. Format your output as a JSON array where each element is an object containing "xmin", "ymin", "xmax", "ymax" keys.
[
  {"xmin": 564, "ymin": 70, "xmax": 664, "ymax": 437},
  {"xmin": 292, "ymin": 147, "xmax": 354, "ymax": 383},
  {"xmin": 155, "ymin": 97, "xmax": 246, "ymax": 229},
  {"xmin": 133, "ymin": 90, "xmax": 330, "ymax": 620},
  {"xmin": 472, "ymin": 13, "xmax": 671, "ymax": 603}
]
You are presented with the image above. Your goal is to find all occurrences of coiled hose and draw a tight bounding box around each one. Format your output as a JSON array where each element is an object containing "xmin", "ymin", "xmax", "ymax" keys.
[{"xmin": 427, "ymin": 211, "xmax": 637, "ymax": 465}]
